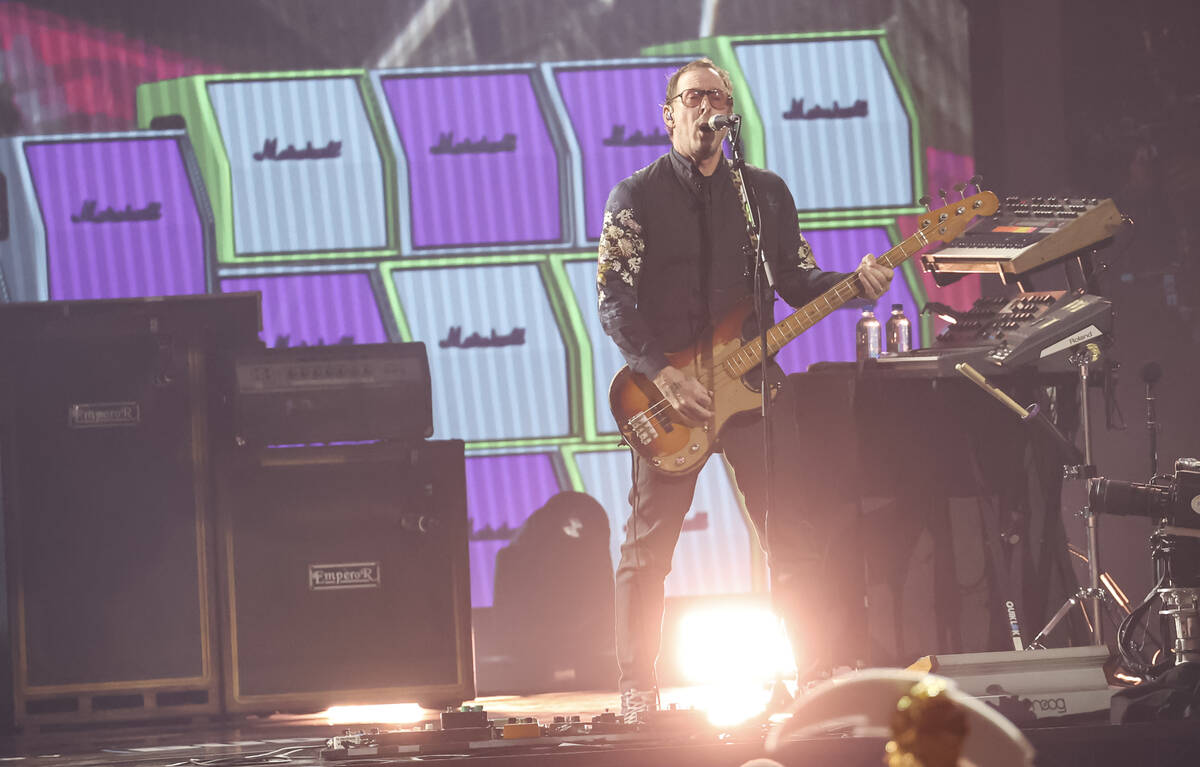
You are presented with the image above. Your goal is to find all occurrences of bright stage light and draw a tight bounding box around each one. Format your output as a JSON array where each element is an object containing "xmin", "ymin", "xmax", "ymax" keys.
[
  {"xmin": 688, "ymin": 681, "xmax": 775, "ymax": 727},
  {"xmin": 675, "ymin": 604, "xmax": 795, "ymax": 684},
  {"xmin": 322, "ymin": 703, "xmax": 428, "ymax": 725}
]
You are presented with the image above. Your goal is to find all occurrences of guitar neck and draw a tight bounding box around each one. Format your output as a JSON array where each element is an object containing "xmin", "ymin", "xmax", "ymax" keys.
[{"xmin": 726, "ymin": 228, "xmax": 928, "ymax": 378}]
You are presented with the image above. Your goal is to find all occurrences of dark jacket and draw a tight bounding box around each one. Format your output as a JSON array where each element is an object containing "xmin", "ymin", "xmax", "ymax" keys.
[{"xmin": 597, "ymin": 148, "xmax": 845, "ymax": 379}]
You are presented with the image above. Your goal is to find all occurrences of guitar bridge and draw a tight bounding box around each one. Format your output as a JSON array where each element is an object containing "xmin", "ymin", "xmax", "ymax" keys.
[{"xmin": 627, "ymin": 412, "xmax": 658, "ymax": 446}]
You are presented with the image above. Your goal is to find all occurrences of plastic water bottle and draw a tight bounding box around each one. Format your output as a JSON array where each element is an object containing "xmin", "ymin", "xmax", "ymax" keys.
[
  {"xmin": 885, "ymin": 303, "xmax": 912, "ymax": 354},
  {"xmin": 855, "ymin": 309, "xmax": 881, "ymax": 361}
]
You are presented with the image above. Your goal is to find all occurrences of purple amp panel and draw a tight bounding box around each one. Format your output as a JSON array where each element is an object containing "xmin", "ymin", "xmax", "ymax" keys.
[
  {"xmin": 219, "ymin": 272, "xmax": 387, "ymax": 349},
  {"xmin": 465, "ymin": 453, "xmax": 562, "ymax": 608},
  {"xmin": 545, "ymin": 59, "xmax": 688, "ymax": 243},
  {"xmin": 371, "ymin": 66, "xmax": 570, "ymax": 252},
  {"xmin": 772, "ymin": 226, "xmax": 919, "ymax": 374},
  {"xmin": 0, "ymin": 131, "xmax": 212, "ymax": 302}
]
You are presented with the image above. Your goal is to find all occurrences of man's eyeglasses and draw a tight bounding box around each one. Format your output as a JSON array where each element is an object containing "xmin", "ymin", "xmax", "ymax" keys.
[{"xmin": 668, "ymin": 88, "xmax": 733, "ymax": 109}]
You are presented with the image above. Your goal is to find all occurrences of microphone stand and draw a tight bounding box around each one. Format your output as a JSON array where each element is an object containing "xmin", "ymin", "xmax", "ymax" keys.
[
  {"xmin": 1142, "ymin": 363, "xmax": 1161, "ymax": 478},
  {"xmin": 1147, "ymin": 386, "xmax": 1158, "ymax": 477},
  {"xmin": 726, "ymin": 120, "xmax": 789, "ymax": 681},
  {"xmin": 725, "ymin": 119, "xmax": 774, "ymax": 486}
]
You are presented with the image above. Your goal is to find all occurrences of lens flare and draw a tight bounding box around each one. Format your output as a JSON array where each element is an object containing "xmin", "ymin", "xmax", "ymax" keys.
[
  {"xmin": 675, "ymin": 605, "xmax": 795, "ymax": 684},
  {"xmin": 690, "ymin": 682, "xmax": 774, "ymax": 727}
]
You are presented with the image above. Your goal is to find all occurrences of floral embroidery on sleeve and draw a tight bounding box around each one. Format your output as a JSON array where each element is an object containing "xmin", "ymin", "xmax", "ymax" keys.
[
  {"xmin": 796, "ymin": 232, "xmax": 817, "ymax": 270},
  {"xmin": 597, "ymin": 208, "xmax": 644, "ymax": 303}
]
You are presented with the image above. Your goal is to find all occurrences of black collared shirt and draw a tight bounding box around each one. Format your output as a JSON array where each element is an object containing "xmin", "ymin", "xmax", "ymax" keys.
[{"xmin": 597, "ymin": 148, "xmax": 844, "ymax": 378}]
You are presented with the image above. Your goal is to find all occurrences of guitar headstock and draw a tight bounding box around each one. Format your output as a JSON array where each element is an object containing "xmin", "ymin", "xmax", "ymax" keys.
[{"xmin": 920, "ymin": 188, "xmax": 999, "ymax": 244}]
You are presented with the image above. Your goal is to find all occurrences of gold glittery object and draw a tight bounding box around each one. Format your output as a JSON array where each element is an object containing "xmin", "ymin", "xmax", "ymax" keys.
[{"xmin": 884, "ymin": 677, "xmax": 969, "ymax": 767}]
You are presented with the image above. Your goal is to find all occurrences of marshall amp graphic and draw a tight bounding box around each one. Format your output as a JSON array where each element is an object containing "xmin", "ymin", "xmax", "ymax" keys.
[
  {"xmin": 137, "ymin": 71, "xmax": 397, "ymax": 264},
  {"xmin": 370, "ymin": 65, "xmax": 572, "ymax": 253},
  {"xmin": 0, "ymin": 130, "xmax": 214, "ymax": 302}
]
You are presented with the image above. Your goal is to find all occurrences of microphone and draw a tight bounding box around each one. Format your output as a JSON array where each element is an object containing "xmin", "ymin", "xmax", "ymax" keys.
[
  {"xmin": 700, "ymin": 113, "xmax": 740, "ymax": 133},
  {"xmin": 1140, "ymin": 361, "xmax": 1162, "ymax": 387}
]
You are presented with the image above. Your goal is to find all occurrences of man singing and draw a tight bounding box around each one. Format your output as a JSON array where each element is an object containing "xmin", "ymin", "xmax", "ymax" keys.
[{"xmin": 596, "ymin": 58, "xmax": 893, "ymax": 722}]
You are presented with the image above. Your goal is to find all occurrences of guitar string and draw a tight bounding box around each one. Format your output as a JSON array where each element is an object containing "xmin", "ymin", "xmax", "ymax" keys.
[
  {"xmin": 629, "ymin": 270, "xmax": 872, "ymax": 426},
  {"xmin": 624, "ymin": 211, "xmax": 952, "ymax": 432}
]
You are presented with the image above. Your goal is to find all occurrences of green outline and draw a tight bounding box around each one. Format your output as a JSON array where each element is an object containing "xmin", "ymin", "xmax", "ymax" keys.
[
  {"xmin": 385, "ymin": 253, "xmax": 546, "ymax": 269},
  {"xmin": 716, "ymin": 37, "xmax": 765, "ymax": 168},
  {"xmin": 208, "ymin": 249, "xmax": 398, "ymax": 266},
  {"xmin": 377, "ymin": 262, "xmax": 413, "ymax": 342},
  {"xmin": 538, "ymin": 257, "xmax": 586, "ymax": 439},
  {"xmin": 467, "ymin": 436, "xmax": 581, "ymax": 452},
  {"xmin": 358, "ymin": 74, "xmax": 401, "ymax": 262},
  {"xmin": 876, "ymin": 36, "xmax": 926, "ymax": 207},
  {"xmin": 137, "ymin": 70, "xmax": 399, "ymax": 267},
  {"xmin": 800, "ymin": 216, "xmax": 895, "ymax": 231},
  {"xmin": 546, "ymin": 253, "xmax": 600, "ymax": 441},
  {"xmin": 379, "ymin": 254, "xmax": 589, "ymax": 447},
  {"xmin": 798, "ymin": 206, "xmax": 924, "ymax": 223},
  {"xmin": 650, "ymin": 29, "xmax": 890, "ymax": 45},
  {"xmin": 558, "ymin": 442, "xmax": 624, "ymax": 492},
  {"xmin": 379, "ymin": 252, "xmax": 553, "ymax": 340}
]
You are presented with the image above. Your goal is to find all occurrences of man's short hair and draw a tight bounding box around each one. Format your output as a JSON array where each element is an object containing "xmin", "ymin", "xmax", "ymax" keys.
[{"xmin": 664, "ymin": 58, "xmax": 734, "ymax": 105}]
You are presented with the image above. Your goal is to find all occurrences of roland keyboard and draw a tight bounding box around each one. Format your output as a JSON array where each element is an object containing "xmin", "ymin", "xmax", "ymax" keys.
[
  {"xmin": 922, "ymin": 196, "xmax": 1125, "ymax": 277},
  {"xmin": 860, "ymin": 292, "xmax": 1113, "ymax": 377}
]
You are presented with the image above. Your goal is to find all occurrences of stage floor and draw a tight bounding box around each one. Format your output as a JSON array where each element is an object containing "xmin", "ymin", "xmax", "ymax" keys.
[{"xmin": 2, "ymin": 686, "xmax": 1199, "ymax": 767}]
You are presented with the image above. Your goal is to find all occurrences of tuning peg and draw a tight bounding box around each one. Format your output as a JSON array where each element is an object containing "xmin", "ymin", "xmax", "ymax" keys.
[
  {"xmin": 968, "ymin": 174, "xmax": 983, "ymax": 192},
  {"xmin": 953, "ymin": 182, "xmax": 967, "ymax": 199},
  {"xmin": 918, "ymin": 194, "xmax": 933, "ymax": 211},
  {"xmin": 938, "ymin": 188, "xmax": 950, "ymax": 206}
]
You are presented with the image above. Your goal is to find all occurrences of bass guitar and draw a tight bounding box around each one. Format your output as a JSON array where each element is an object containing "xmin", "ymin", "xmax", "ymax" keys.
[{"xmin": 609, "ymin": 187, "xmax": 999, "ymax": 475}]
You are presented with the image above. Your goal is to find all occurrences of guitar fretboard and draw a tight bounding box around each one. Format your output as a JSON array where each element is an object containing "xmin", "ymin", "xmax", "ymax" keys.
[{"xmin": 723, "ymin": 228, "xmax": 929, "ymax": 378}]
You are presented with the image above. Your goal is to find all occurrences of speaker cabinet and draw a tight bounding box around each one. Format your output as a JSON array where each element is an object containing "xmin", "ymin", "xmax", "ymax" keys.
[
  {"xmin": 0, "ymin": 295, "xmax": 259, "ymax": 727},
  {"xmin": 216, "ymin": 441, "xmax": 473, "ymax": 713}
]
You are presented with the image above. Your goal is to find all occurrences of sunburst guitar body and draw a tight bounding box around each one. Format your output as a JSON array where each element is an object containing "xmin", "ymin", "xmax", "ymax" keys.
[{"xmin": 609, "ymin": 188, "xmax": 999, "ymax": 475}]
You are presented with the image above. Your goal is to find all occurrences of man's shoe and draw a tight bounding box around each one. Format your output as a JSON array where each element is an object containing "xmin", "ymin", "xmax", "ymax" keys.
[{"xmin": 620, "ymin": 687, "xmax": 658, "ymax": 725}]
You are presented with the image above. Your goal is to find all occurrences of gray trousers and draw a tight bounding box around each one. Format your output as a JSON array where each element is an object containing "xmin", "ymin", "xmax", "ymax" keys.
[{"xmin": 614, "ymin": 378, "xmax": 856, "ymax": 692}]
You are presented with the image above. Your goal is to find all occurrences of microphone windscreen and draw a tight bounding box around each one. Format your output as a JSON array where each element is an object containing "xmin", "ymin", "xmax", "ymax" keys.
[{"xmin": 1140, "ymin": 361, "xmax": 1163, "ymax": 385}]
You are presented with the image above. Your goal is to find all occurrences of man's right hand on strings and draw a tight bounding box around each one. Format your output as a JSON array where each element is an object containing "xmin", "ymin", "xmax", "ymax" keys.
[{"xmin": 653, "ymin": 365, "xmax": 714, "ymax": 423}]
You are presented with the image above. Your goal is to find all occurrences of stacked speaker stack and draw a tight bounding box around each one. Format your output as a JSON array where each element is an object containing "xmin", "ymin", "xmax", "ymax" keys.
[{"xmin": 0, "ymin": 296, "xmax": 472, "ymax": 729}]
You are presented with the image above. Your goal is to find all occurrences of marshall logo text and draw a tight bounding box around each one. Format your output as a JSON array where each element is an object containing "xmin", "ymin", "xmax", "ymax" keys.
[{"xmin": 309, "ymin": 562, "xmax": 382, "ymax": 591}]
